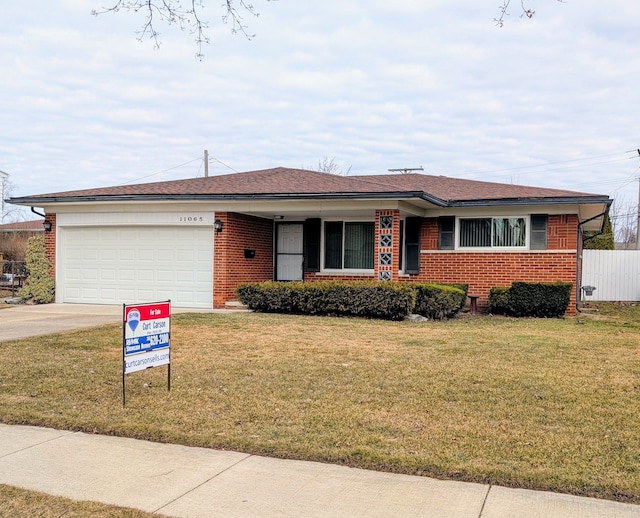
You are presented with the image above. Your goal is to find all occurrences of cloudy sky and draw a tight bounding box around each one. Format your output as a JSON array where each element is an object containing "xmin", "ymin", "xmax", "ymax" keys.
[{"xmin": 1, "ymin": 1, "xmax": 639, "ymax": 225}]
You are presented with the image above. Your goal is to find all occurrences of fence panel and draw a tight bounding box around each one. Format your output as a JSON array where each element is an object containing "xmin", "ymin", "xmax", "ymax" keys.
[{"xmin": 582, "ymin": 250, "xmax": 640, "ymax": 301}]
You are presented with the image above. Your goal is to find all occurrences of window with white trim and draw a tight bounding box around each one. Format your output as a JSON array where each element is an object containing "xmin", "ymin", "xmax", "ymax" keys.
[
  {"xmin": 458, "ymin": 217, "xmax": 527, "ymax": 249},
  {"xmin": 324, "ymin": 221, "xmax": 375, "ymax": 270},
  {"xmin": 438, "ymin": 215, "xmax": 548, "ymax": 251}
]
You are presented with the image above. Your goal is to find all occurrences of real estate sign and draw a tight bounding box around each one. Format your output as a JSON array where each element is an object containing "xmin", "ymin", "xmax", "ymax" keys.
[{"xmin": 122, "ymin": 301, "xmax": 171, "ymax": 405}]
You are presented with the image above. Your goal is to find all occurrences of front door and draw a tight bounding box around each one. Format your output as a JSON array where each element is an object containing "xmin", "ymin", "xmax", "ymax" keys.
[{"xmin": 276, "ymin": 223, "xmax": 304, "ymax": 281}]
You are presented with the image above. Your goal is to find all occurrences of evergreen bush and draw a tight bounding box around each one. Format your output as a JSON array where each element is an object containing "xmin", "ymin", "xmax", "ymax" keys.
[
  {"xmin": 488, "ymin": 287, "xmax": 510, "ymax": 315},
  {"xmin": 18, "ymin": 236, "xmax": 55, "ymax": 304},
  {"xmin": 412, "ymin": 283, "xmax": 466, "ymax": 319},
  {"xmin": 237, "ymin": 281, "xmax": 469, "ymax": 321},
  {"xmin": 488, "ymin": 282, "xmax": 572, "ymax": 318},
  {"xmin": 238, "ymin": 281, "xmax": 417, "ymax": 320}
]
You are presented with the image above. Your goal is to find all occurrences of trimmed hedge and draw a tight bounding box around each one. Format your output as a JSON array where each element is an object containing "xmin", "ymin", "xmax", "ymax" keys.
[
  {"xmin": 236, "ymin": 281, "xmax": 416, "ymax": 320},
  {"xmin": 236, "ymin": 281, "xmax": 467, "ymax": 321},
  {"xmin": 488, "ymin": 286, "xmax": 510, "ymax": 315},
  {"xmin": 489, "ymin": 281, "xmax": 572, "ymax": 318},
  {"xmin": 413, "ymin": 283, "xmax": 467, "ymax": 320}
]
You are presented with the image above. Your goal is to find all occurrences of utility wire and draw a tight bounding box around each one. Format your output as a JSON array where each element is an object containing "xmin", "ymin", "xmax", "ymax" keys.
[
  {"xmin": 208, "ymin": 156, "xmax": 239, "ymax": 173},
  {"xmin": 454, "ymin": 149, "xmax": 637, "ymax": 178},
  {"xmin": 118, "ymin": 157, "xmax": 202, "ymax": 185}
]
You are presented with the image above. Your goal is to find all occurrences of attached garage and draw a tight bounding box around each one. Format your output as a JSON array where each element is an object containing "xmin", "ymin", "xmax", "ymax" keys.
[{"xmin": 57, "ymin": 214, "xmax": 214, "ymax": 308}]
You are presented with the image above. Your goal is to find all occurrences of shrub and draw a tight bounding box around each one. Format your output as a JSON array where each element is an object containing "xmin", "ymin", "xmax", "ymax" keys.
[
  {"xmin": 237, "ymin": 281, "xmax": 416, "ymax": 320},
  {"xmin": 507, "ymin": 281, "xmax": 572, "ymax": 318},
  {"xmin": 18, "ymin": 236, "xmax": 55, "ymax": 304},
  {"xmin": 413, "ymin": 283, "xmax": 466, "ymax": 319},
  {"xmin": 488, "ymin": 282, "xmax": 572, "ymax": 318},
  {"xmin": 237, "ymin": 281, "xmax": 471, "ymax": 321},
  {"xmin": 488, "ymin": 287, "xmax": 510, "ymax": 315}
]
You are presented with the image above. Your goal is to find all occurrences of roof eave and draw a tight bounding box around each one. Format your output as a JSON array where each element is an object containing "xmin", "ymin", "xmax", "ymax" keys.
[
  {"xmin": 9, "ymin": 191, "xmax": 449, "ymax": 206},
  {"xmin": 447, "ymin": 196, "xmax": 612, "ymax": 208}
]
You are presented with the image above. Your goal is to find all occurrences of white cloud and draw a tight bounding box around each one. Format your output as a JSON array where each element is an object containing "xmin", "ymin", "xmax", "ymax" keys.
[{"xmin": 0, "ymin": 0, "xmax": 638, "ymax": 222}]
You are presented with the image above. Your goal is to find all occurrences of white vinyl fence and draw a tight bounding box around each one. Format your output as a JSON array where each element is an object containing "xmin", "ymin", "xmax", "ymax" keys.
[{"xmin": 581, "ymin": 250, "xmax": 640, "ymax": 301}]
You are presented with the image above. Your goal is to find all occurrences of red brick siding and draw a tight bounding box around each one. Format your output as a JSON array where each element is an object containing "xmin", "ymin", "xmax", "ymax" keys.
[
  {"xmin": 42, "ymin": 209, "xmax": 581, "ymax": 314},
  {"xmin": 408, "ymin": 215, "xmax": 580, "ymax": 313},
  {"xmin": 213, "ymin": 212, "xmax": 273, "ymax": 308},
  {"xmin": 44, "ymin": 213, "xmax": 56, "ymax": 279},
  {"xmin": 374, "ymin": 209, "xmax": 400, "ymax": 281}
]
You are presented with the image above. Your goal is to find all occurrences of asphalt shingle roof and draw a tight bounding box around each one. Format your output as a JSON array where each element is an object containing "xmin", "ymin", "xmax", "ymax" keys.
[{"xmin": 9, "ymin": 167, "xmax": 608, "ymax": 205}]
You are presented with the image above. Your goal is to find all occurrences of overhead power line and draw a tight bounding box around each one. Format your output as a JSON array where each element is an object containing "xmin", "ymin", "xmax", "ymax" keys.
[
  {"xmin": 119, "ymin": 157, "xmax": 202, "ymax": 185},
  {"xmin": 453, "ymin": 149, "xmax": 639, "ymax": 180}
]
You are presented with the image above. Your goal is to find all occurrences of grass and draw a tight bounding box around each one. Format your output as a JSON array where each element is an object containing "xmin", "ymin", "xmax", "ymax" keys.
[
  {"xmin": 0, "ymin": 303, "xmax": 639, "ymax": 505},
  {"xmin": 0, "ymin": 484, "xmax": 165, "ymax": 517}
]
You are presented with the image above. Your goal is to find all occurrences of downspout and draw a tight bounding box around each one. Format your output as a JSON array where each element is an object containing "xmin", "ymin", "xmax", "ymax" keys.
[
  {"xmin": 576, "ymin": 210, "xmax": 610, "ymax": 313},
  {"xmin": 576, "ymin": 228, "xmax": 583, "ymax": 313},
  {"xmin": 30, "ymin": 207, "xmax": 45, "ymax": 218}
]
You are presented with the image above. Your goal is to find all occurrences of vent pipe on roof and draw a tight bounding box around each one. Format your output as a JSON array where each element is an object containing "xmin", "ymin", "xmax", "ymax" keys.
[{"xmin": 204, "ymin": 150, "xmax": 209, "ymax": 178}]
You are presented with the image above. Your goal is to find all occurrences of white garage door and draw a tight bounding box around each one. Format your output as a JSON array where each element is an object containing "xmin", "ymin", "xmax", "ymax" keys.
[{"xmin": 60, "ymin": 226, "xmax": 213, "ymax": 308}]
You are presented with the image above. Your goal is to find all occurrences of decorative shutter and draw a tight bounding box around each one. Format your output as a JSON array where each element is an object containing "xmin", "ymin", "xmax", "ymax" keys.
[
  {"xmin": 530, "ymin": 214, "xmax": 548, "ymax": 250},
  {"xmin": 303, "ymin": 218, "xmax": 321, "ymax": 272},
  {"xmin": 438, "ymin": 216, "xmax": 455, "ymax": 250},
  {"xmin": 404, "ymin": 217, "xmax": 422, "ymax": 274}
]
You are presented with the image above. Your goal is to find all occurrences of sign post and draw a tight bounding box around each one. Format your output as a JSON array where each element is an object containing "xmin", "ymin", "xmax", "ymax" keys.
[{"xmin": 122, "ymin": 301, "xmax": 171, "ymax": 406}]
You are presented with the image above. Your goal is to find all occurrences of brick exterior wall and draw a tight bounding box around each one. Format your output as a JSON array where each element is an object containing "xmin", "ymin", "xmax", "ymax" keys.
[
  {"xmin": 42, "ymin": 209, "xmax": 581, "ymax": 314},
  {"xmin": 44, "ymin": 213, "xmax": 56, "ymax": 279},
  {"xmin": 407, "ymin": 214, "xmax": 580, "ymax": 313},
  {"xmin": 213, "ymin": 212, "xmax": 274, "ymax": 308}
]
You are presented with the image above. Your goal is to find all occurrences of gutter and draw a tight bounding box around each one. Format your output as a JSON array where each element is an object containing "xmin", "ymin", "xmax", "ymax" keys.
[
  {"xmin": 448, "ymin": 195, "xmax": 612, "ymax": 208},
  {"xmin": 10, "ymin": 192, "xmax": 611, "ymax": 208},
  {"xmin": 10, "ymin": 190, "xmax": 449, "ymax": 207}
]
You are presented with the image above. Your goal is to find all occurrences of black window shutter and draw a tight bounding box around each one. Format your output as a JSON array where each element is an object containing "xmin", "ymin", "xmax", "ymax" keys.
[
  {"xmin": 530, "ymin": 214, "xmax": 548, "ymax": 250},
  {"xmin": 438, "ymin": 216, "xmax": 455, "ymax": 250},
  {"xmin": 303, "ymin": 218, "xmax": 321, "ymax": 272},
  {"xmin": 405, "ymin": 217, "xmax": 422, "ymax": 274}
]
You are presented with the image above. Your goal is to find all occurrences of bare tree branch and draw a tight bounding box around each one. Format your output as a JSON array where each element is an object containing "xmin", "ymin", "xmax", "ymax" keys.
[
  {"xmin": 495, "ymin": 0, "xmax": 566, "ymax": 27},
  {"xmin": 92, "ymin": 0, "xmax": 270, "ymax": 59},
  {"xmin": 311, "ymin": 157, "xmax": 352, "ymax": 176}
]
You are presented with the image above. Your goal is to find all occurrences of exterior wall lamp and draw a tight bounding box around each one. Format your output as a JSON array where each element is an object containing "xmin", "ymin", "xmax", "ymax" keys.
[
  {"xmin": 43, "ymin": 220, "xmax": 52, "ymax": 232},
  {"xmin": 214, "ymin": 219, "xmax": 223, "ymax": 233}
]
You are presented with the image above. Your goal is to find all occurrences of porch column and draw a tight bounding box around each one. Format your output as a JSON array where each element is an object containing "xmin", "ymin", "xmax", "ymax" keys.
[{"xmin": 374, "ymin": 209, "xmax": 401, "ymax": 281}]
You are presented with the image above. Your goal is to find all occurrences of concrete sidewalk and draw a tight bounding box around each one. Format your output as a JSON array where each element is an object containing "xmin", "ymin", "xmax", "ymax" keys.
[{"xmin": 1, "ymin": 424, "xmax": 638, "ymax": 518}]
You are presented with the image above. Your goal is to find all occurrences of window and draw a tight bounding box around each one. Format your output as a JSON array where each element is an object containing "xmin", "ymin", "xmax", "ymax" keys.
[
  {"xmin": 403, "ymin": 217, "xmax": 421, "ymax": 274},
  {"xmin": 438, "ymin": 216, "xmax": 455, "ymax": 250},
  {"xmin": 530, "ymin": 214, "xmax": 548, "ymax": 250},
  {"xmin": 324, "ymin": 221, "xmax": 374, "ymax": 270},
  {"xmin": 458, "ymin": 217, "xmax": 527, "ymax": 249},
  {"xmin": 303, "ymin": 218, "xmax": 321, "ymax": 272}
]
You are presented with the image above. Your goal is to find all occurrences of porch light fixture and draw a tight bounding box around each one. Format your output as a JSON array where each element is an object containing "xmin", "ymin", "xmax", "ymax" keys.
[
  {"xmin": 214, "ymin": 219, "xmax": 223, "ymax": 233},
  {"xmin": 43, "ymin": 220, "xmax": 52, "ymax": 232}
]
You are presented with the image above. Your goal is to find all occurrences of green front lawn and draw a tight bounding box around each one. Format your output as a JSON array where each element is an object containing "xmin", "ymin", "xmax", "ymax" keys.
[{"xmin": 1, "ymin": 304, "xmax": 638, "ymax": 503}]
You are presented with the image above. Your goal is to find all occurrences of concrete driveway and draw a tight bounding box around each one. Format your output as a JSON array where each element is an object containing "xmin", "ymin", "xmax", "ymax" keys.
[
  {"xmin": 0, "ymin": 303, "xmax": 233, "ymax": 342},
  {"xmin": 0, "ymin": 303, "xmax": 124, "ymax": 341}
]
